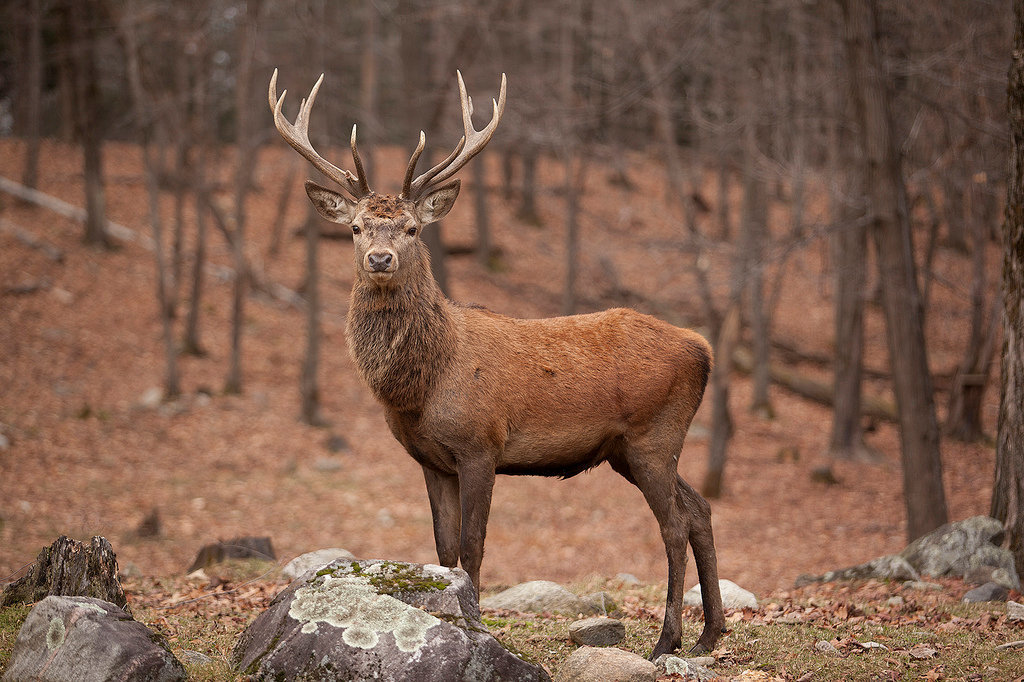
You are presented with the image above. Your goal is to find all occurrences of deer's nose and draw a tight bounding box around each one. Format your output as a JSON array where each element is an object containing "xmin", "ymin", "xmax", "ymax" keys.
[{"xmin": 367, "ymin": 251, "xmax": 394, "ymax": 272}]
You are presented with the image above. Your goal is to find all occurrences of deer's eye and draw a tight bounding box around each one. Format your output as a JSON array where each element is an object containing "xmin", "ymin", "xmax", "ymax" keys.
[
  {"xmin": 407, "ymin": 227, "xmax": 418, "ymax": 237},
  {"xmin": 351, "ymin": 225, "xmax": 361, "ymax": 235}
]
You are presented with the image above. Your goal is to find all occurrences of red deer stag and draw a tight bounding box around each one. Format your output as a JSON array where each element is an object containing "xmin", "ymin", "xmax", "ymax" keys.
[{"xmin": 269, "ymin": 69, "xmax": 725, "ymax": 658}]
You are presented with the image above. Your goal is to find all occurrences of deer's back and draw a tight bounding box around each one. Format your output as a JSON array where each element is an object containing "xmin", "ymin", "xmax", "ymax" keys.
[{"xmin": 406, "ymin": 306, "xmax": 711, "ymax": 473}]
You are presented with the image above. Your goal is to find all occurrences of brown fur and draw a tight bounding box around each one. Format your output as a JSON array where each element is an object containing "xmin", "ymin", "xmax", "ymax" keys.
[{"xmin": 303, "ymin": 187, "xmax": 727, "ymax": 659}]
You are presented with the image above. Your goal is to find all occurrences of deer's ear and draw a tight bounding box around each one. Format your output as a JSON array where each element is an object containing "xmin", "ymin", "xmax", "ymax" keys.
[
  {"xmin": 414, "ymin": 179, "xmax": 461, "ymax": 225},
  {"xmin": 305, "ymin": 180, "xmax": 359, "ymax": 224}
]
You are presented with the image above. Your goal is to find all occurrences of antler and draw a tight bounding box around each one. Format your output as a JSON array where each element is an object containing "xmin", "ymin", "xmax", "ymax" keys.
[
  {"xmin": 269, "ymin": 69, "xmax": 371, "ymax": 200},
  {"xmin": 402, "ymin": 71, "xmax": 506, "ymax": 200}
]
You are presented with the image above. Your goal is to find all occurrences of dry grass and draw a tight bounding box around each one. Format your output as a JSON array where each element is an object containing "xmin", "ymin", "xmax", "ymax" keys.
[{"xmin": 3, "ymin": 574, "xmax": 1020, "ymax": 680}]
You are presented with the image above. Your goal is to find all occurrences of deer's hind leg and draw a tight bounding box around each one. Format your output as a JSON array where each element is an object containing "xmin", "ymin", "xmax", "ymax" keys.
[
  {"xmin": 676, "ymin": 475, "xmax": 724, "ymax": 654},
  {"xmin": 611, "ymin": 430, "xmax": 696, "ymax": 660}
]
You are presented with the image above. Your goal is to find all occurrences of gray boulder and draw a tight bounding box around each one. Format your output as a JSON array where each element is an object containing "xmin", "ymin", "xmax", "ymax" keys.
[
  {"xmin": 2, "ymin": 596, "xmax": 186, "ymax": 682},
  {"xmin": 900, "ymin": 516, "xmax": 1020, "ymax": 589},
  {"xmin": 482, "ymin": 580, "xmax": 606, "ymax": 616},
  {"xmin": 683, "ymin": 579, "xmax": 756, "ymax": 609},
  {"xmin": 282, "ymin": 548, "xmax": 356, "ymax": 579},
  {"xmin": 568, "ymin": 617, "xmax": 625, "ymax": 647},
  {"xmin": 962, "ymin": 582, "xmax": 1009, "ymax": 603},
  {"xmin": 802, "ymin": 554, "xmax": 920, "ymax": 586},
  {"xmin": 554, "ymin": 646, "xmax": 656, "ymax": 682},
  {"xmin": 232, "ymin": 559, "xmax": 548, "ymax": 681}
]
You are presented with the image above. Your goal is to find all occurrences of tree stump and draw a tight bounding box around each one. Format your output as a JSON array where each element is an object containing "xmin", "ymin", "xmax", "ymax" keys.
[{"xmin": 1, "ymin": 535, "xmax": 127, "ymax": 611}]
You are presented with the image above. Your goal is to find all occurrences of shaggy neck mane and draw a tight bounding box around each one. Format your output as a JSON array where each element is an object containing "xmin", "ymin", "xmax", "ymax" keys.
[{"xmin": 346, "ymin": 252, "xmax": 456, "ymax": 413}]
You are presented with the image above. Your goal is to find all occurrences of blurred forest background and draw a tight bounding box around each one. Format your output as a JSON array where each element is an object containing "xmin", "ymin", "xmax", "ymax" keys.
[{"xmin": 1, "ymin": 0, "xmax": 1022, "ymax": 592}]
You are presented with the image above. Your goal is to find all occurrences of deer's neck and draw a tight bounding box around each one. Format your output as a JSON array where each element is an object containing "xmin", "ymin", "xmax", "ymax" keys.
[{"xmin": 346, "ymin": 266, "xmax": 457, "ymax": 413}]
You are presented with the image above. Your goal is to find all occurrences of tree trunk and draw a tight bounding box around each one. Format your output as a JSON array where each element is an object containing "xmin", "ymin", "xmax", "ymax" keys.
[
  {"xmin": 474, "ymin": 152, "xmax": 493, "ymax": 269},
  {"xmin": 742, "ymin": 117, "xmax": 773, "ymax": 419},
  {"xmin": 358, "ymin": 0, "xmax": 379, "ymax": 184},
  {"xmin": 562, "ymin": 155, "xmax": 584, "ymax": 316},
  {"xmin": 142, "ymin": 142, "xmax": 182, "ymax": 400},
  {"xmin": 517, "ymin": 146, "xmax": 541, "ymax": 226},
  {"xmin": 992, "ymin": 0, "xmax": 1024, "ymax": 580},
  {"xmin": 946, "ymin": 216, "xmax": 999, "ymax": 442},
  {"xmin": 0, "ymin": 536, "xmax": 127, "ymax": 611},
  {"xmin": 829, "ymin": 212, "xmax": 870, "ymax": 458},
  {"xmin": 840, "ymin": 0, "xmax": 948, "ymax": 541},
  {"xmin": 224, "ymin": 1, "xmax": 260, "ymax": 395},
  {"xmin": 300, "ymin": 213, "xmax": 324, "ymax": 426},
  {"xmin": 21, "ymin": 0, "xmax": 43, "ymax": 191},
  {"xmin": 703, "ymin": 305, "xmax": 740, "ymax": 499},
  {"xmin": 828, "ymin": 72, "xmax": 870, "ymax": 459},
  {"xmin": 66, "ymin": 0, "xmax": 111, "ymax": 248}
]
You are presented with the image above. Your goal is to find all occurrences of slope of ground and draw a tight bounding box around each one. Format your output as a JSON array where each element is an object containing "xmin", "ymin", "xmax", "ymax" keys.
[{"xmin": 0, "ymin": 138, "xmax": 999, "ymax": 602}]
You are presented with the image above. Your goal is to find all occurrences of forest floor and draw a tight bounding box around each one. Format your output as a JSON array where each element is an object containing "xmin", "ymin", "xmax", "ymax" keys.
[{"xmin": 0, "ymin": 139, "xmax": 1016, "ymax": 679}]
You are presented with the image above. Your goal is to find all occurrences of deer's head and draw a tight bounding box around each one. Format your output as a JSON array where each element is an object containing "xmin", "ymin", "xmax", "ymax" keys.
[{"xmin": 269, "ymin": 69, "xmax": 506, "ymax": 288}]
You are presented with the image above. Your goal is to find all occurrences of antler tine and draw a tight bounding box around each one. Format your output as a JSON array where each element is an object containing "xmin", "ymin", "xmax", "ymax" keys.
[
  {"xmin": 400, "ymin": 131, "xmax": 426, "ymax": 199},
  {"xmin": 349, "ymin": 124, "xmax": 371, "ymax": 196},
  {"xmin": 408, "ymin": 71, "xmax": 506, "ymax": 200},
  {"xmin": 268, "ymin": 69, "xmax": 369, "ymax": 200}
]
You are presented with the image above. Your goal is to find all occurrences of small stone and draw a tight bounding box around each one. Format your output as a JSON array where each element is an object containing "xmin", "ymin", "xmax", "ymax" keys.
[
  {"xmin": 903, "ymin": 580, "xmax": 944, "ymax": 591},
  {"xmin": 555, "ymin": 646, "xmax": 656, "ymax": 682},
  {"xmin": 583, "ymin": 591, "xmax": 618, "ymax": 615},
  {"xmin": 313, "ymin": 457, "xmax": 342, "ymax": 472},
  {"xmin": 684, "ymin": 579, "xmax": 757, "ymax": 609},
  {"xmin": 616, "ymin": 573, "xmax": 641, "ymax": 586},
  {"xmin": 654, "ymin": 654, "xmax": 715, "ymax": 681},
  {"xmin": 325, "ymin": 434, "xmax": 350, "ymax": 453},
  {"xmin": 178, "ymin": 649, "xmax": 213, "ymax": 666},
  {"xmin": 482, "ymin": 580, "xmax": 604, "ymax": 616},
  {"xmin": 815, "ymin": 640, "xmax": 841, "ymax": 656},
  {"xmin": 908, "ymin": 645, "xmax": 938, "ymax": 660},
  {"xmin": 569, "ymin": 617, "xmax": 625, "ymax": 647},
  {"xmin": 139, "ymin": 387, "xmax": 163, "ymax": 408},
  {"xmin": 886, "ymin": 596, "xmax": 905, "ymax": 608},
  {"xmin": 1008, "ymin": 600, "xmax": 1024, "ymax": 621},
  {"xmin": 962, "ymin": 581, "xmax": 1009, "ymax": 603}
]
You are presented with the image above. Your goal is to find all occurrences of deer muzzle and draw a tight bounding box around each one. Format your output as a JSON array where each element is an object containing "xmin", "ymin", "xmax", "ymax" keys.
[{"xmin": 364, "ymin": 249, "xmax": 397, "ymax": 282}]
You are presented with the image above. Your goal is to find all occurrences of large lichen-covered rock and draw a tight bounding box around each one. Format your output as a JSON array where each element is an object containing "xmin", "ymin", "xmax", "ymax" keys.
[
  {"xmin": 1, "ymin": 596, "xmax": 186, "ymax": 682},
  {"xmin": 232, "ymin": 559, "xmax": 549, "ymax": 681},
  {"xmin": 900, "ymin": 516, "xmax": 1020, "ymax": 589},
  {"xmin": 1, "ymin": 536, "xmax": 127, "ymax": 610}
]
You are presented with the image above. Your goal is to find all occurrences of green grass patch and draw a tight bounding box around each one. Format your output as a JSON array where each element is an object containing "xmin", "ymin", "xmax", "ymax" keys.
[{"xmin": 0, "ymin": 604, "xmax": 32, "ymax": 673}]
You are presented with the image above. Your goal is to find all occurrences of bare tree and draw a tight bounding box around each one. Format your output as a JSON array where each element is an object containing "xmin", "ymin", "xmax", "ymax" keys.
[
  {"xmin": 115, "ymin": 0, "xmax": 180, "ymax": 399},
  {"xmin": 840, "ymin": 0, "xmax": 948, "ymax": 540},
  {"xmin": 223, "ymin": 0, "xmax": 264, "ymax": 395},
  {"xmin": 993, "ymin": 0, "xmax": 1024, "ymax": 579},
  {"xmin": 19, "ymin": 0, "xmax": 44, "ymax": 191},
  {"xmin": 60, "ymin": 0, "xmax": 111, "ymax": 248}
]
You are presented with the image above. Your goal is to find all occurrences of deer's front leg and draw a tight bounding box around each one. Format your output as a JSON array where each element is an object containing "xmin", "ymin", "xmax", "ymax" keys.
[
  {"xmin": 422, "ymin": 466, "xmax": 461, "ymax": 568},
  {"xmin": 456, "ymin": 459, "xmax": 496, "ymax": 593}
]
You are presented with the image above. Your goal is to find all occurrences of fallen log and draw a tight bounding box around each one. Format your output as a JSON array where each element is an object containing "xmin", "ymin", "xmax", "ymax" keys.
[{"xmin": 732, "ymin": 346, "xmax": 899, "ymax": 423}]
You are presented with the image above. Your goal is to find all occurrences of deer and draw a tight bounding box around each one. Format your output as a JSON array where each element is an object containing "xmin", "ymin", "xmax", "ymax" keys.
[{"xmin": 268, "ymin": 68, "xmax": 725, "ymax": 659}]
